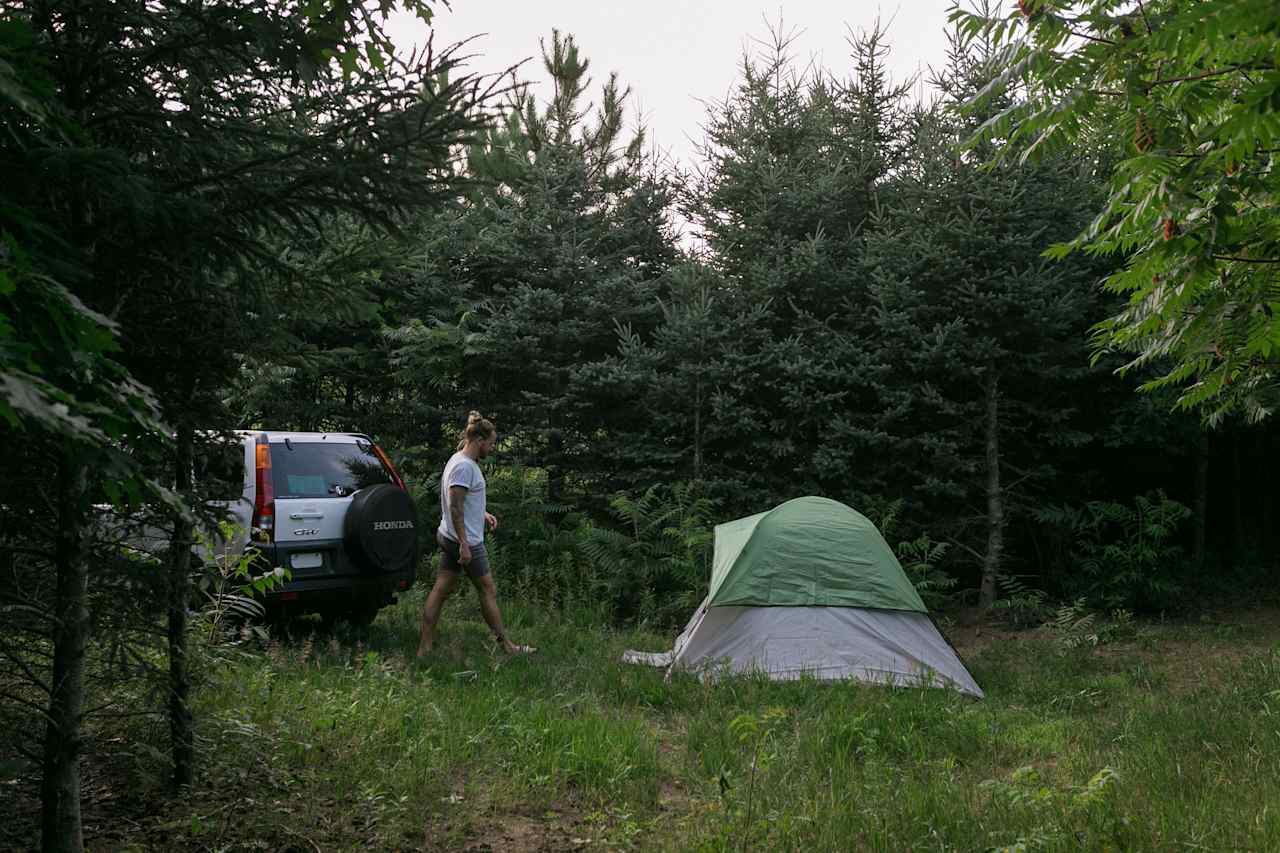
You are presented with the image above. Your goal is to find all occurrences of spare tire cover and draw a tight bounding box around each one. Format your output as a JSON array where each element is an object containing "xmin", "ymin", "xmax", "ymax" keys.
[{"xmin": 343, "ymin": 484, "xmax": 419, "ymax": 573}]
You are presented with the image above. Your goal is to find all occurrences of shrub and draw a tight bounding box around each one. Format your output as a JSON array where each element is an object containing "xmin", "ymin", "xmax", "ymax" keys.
[
  {"xmin": 483, "ymin": 465, "xmax": 601, "ymax": 615},
  {"xmin": 1036, "ymin": 492, "xmax": 1192, "ymax": 611}
]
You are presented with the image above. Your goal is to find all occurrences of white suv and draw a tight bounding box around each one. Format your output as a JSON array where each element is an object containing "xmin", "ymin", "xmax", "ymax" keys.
[{"xmin": 212, "ymin": 431, "xmax": 419, "ymax": 626}]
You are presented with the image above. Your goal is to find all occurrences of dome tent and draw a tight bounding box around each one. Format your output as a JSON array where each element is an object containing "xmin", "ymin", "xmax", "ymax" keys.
[{"xmin": 625, "ymin": 496, "xmax": 982, "ymax": 697}]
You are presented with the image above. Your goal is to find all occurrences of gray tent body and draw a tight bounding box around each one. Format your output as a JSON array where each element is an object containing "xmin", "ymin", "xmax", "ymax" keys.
[
  {"xmin": 624, "ymin": 497, "xmax": 982, "ymax": 698},
  {"xmin": 664, "ymin": 601, "xmax": 982, "ymax": 696}
]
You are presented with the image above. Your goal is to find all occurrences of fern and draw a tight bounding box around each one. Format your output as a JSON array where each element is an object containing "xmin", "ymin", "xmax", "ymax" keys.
[
  {"xmin": 579, "ymin": 483, "xmax": 716, "ymax": 625},
  {"xmin": 1050, "ymin": 598, "xmax": 1097, "ymax": 649},
  {"xmin": 873, "ymin": 499, "xmax": 957, "ymax": 609},
  {"xmin": 1049, "ymin": 599, "xmax": 1141, "ymax": 650},
  {"xmin": 993, "ymin": 574, "xmax": 1051, "ymax": 628}
]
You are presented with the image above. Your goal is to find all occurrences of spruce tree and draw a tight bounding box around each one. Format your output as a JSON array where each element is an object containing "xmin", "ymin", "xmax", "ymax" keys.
[
  {"xmin": 861, "ymin": 34, "xmax": 1107, "ymax": 608},
  {"xmin": 668, "ymin": 25, "xmax": 915, "ymax": 510},
  {"xmin": 392, "ymin": 30, "xmax": 679, "ymax": 500}
]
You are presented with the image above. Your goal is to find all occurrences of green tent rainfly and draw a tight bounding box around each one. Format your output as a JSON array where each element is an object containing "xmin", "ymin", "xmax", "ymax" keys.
[
  {"xmin": 623, "ymin": 497, "xmax": 983, "ymax": 697},
  {"xmin": 708, "ymin": 497, "xmax": 927, "ymax": 611}
]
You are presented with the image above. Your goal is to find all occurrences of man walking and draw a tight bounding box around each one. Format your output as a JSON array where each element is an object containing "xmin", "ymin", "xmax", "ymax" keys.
[{"xmin": 417, "ymin": 411, "xmax": 535, "ymax": 657}]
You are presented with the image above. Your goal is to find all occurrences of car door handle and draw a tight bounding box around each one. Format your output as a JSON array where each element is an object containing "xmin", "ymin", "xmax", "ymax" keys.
[{"xmin": 289, "ymin": 511, "xmax": 325, "ymax": 519}]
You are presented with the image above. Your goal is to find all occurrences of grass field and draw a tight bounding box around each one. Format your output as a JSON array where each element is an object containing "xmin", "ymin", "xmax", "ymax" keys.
[{"xmin": 8, "ymin": 587, "xmax": 1280, "ymax": 852}]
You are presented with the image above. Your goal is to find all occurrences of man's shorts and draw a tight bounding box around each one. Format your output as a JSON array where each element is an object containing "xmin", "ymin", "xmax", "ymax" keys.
[{"xmin": 437, "ymin": 532, "xmax": 490, "ymax": 578}]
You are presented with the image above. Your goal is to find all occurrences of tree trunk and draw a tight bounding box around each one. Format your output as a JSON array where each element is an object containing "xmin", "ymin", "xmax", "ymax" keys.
[
  {"xmin": 692, "ymin": 313, "xmax": 706, "ymax": 483},
  {"xmin": 43, "ymin": 17, "xmax": 91, "ymax": 848},
  {"xmin": 979, "ymin": 375, "xmax": 1003, "ymax": 611},
  {"xmin": 1261, "ymin": 429, "xmax": 1274, "ymax": 557},
  {"xmin": 168, "ymin": 420, "xmax": 195, "ymax": 790},
  {"xmin": 1193, "ymin": 428, "xmax": 1209, "ymax": 567},
  {"xmin": 1230, "ymin": 426, "xmax": 1244, "ymax": 561},
  {"xmin": 546, "ymin": 428, "xmax": 564, "ymax": 504},
  {"xmin": 693, "ymin": 373, "xmax": 703, "ymax": 482},
  {"xmin": 42, "ymin": 451, "xmax": 90, "ymax": 853}
]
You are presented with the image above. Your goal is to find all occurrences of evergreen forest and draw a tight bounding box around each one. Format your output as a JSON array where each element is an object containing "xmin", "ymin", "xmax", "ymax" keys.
[{"xmin": 3, "ymin": 1, "xmax": 1280, "ymax": 850}]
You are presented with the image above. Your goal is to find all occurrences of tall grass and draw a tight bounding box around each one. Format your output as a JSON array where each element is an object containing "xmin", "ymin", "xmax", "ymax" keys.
[{"xmin": 67, "ymin": 589, "xmax": 1280, "ymax": 851}]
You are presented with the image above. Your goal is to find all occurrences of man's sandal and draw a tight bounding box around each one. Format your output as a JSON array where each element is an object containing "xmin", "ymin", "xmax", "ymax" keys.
[{"xmin": 495, "ymin": 635, "xmax": 537, "ymax": 654}]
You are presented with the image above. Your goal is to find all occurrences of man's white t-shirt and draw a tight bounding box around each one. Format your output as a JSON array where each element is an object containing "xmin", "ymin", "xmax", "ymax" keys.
[{"xmin": 438, "ymin": 451, "xmax": 486, "ymax": 546}]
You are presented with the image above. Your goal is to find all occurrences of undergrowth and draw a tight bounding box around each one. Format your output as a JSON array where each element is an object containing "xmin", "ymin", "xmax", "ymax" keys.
[{"xmin": 15, "ymin": 589, "xmax": 1277, "ymax": 852}]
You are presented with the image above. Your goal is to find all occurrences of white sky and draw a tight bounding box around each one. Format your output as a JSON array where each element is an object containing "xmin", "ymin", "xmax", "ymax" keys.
[{"xmin": 386, "ymin": 1, "xmax": 958, "ymax": 172}]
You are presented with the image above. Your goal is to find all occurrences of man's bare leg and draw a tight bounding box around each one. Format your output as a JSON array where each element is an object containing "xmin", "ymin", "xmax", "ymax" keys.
[
  {"xmin": 417, "ymin": 571, "xmax": 460, "ymax": 657},
  {"xmin": 471, "ymin": 574, "xmax": 535, "ymax": 654}
]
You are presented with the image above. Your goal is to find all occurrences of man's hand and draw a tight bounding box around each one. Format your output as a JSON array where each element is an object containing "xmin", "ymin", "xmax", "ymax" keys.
[
  {"xmin": 485, "ymin": 512, "xmax": 498, "ymax": 533},
  {"xmin": 459, "ymin": 540, "xmax": 472, "ymax": 565}
]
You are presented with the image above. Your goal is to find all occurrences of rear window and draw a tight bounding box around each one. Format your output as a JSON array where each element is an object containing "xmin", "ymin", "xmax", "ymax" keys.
[{"xmin": 270, "ymin": 440, "xmax": 392, "ymax": 499}]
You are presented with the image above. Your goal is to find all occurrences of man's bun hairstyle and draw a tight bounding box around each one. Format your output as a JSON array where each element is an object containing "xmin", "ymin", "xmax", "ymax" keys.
[{"xmin": 458, "ymin": 410, "xmax": 497, "ymax": 450}]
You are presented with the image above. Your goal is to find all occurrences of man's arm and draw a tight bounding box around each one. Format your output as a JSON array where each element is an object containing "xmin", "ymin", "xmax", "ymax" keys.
[{"xmin": 449, "ymin": 485, "xmax": 471, "ymax": 563}]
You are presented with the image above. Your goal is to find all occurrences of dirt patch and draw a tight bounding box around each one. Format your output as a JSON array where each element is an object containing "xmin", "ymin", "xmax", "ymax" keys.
[
  {"xmin": 944, "ymin": 606, "xmax": 1280, "ymax": 657},
  {"xmin": 1105, "ymin": 618, "xmax": 1279, "ymax": 697},
  {"xmin": 442, "ymin": 809, "xmax": 592, "ymax": 853},
  {"xmin": 941, "ymin": 620, "xmax": 1027, "ymax": 657},
  {"xmin": 944, "ymin": 605, "xmax": 1280, "ymax": 697},
  {"xmin": 1206, "ymin": 606, "xmax": 1280, "ymax": 640},
  {"xmin": 0, "ymin": 745, "xmax": 169, "ymax": 853},
  {"xmin": 1154, "ymin": 646, "xmax": 1234, "ymax": 696},
  {"xmin": 658, "ymin": 779, "xmax": 693, "ymax": 813},
  {"xmin": 458, "ymin": 815, "xmax": 562, "ymax": 852}
]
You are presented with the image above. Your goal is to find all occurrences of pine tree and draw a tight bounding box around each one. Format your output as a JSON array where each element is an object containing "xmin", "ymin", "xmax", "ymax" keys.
[{"xmin": 2, "ymin": 1, "xmax": 491, "ymax": 846}]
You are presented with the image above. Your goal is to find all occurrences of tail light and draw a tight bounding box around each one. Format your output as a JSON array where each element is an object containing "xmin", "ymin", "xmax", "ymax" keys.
[
  {"xmin": 251, "ymin": 432, "xmax": 274, "ymax": 543},
  {"xmin": 372, "ymin": 443, "xmax": 406, "ymax": 490}
]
